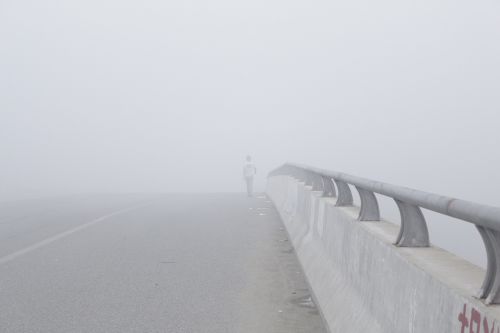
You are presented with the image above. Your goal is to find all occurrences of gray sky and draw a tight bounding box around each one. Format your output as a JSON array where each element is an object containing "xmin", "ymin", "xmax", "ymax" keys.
[{"xmin": 1, "ymin": 0, "xmax": 499, "ymax": 265}]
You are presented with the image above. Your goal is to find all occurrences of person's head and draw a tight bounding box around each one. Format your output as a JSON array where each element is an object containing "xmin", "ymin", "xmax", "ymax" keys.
[{"xmin": 246, "ymin": 155, "xmax": 252, "ymax": 162}]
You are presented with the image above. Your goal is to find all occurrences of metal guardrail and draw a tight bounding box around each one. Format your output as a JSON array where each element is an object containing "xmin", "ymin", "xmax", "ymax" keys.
[{"xmin": 268, "ymin": 163, "xmax": 500, "ymax": 305}]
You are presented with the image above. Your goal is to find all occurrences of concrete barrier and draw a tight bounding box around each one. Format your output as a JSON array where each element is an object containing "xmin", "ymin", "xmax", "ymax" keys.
[{"xmin": 267, "ymin": 175, "xmax": 500, "ymax": 333}]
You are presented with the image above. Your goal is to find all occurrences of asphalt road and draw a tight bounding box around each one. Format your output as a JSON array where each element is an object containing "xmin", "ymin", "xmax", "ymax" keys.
[{"xmin": 0, "ymin": 193, "xmax": 327, "ymax": 333}]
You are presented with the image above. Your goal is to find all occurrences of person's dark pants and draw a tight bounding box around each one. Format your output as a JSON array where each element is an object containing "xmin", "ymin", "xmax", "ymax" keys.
[{"xmin": 245, "ymin": 177, "xmax": 253, "ymax": 197}]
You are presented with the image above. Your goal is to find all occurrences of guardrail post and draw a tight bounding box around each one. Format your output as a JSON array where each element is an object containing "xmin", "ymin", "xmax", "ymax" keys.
[
  {"xmin": 322, "ymin": 176, "xmax": 336, "ymax": 197},
  {"xmin": 356, "ymin": 187, "xmax": 380, "ymax": 221},
  {"xmin": 394, "ymin": 200, "xmax": 429, "ymax": 247},
  {"xmin": 304, "ymin": 171, "xmax": 315, "ymax": 187},
  {"xmin": 279, "ymin": 166, "xmax": 290, "ymax": 177},
  {"xmin": 296, "ymin": 169, "xmax": 307, "ymax": 183},
  {"xmin": 334, "ymin": 180, "xmax": 353, "ymax": 206},
  {"xmin": 311, "ymin": 173, "xmax": 323, "ymax": 191},
  {"xmin": 476, "ymin": 226, "xmax": 500, "ymax": 304},
  {"xmin": 290, "ymin": 167, "xmax": 301, "ymax": 181}
]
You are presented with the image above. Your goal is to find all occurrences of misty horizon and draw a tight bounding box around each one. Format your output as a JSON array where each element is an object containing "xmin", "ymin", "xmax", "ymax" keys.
[{"xmin": 1, "ymin": 0, "xmax": 500, "ymax": 267}]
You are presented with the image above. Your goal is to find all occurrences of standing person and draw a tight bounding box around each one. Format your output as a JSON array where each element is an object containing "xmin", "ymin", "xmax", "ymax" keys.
[{"xmin": 243, "ymin": 155, "xmax": 257, "ymax": 197}]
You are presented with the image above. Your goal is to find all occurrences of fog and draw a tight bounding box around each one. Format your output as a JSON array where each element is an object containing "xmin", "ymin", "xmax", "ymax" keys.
[{"xmin": 1, "ymin": 0, "xmax": 499, "ymax": 266}]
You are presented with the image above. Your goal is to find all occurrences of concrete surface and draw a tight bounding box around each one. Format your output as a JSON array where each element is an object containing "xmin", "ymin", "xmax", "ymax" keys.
[
  {"xmin": 267, "ymin": 175, "xmax": 500, "ymax": 333},
  {"xmin": 0, "ymin": 193, "xmax": 327, "ymax": 333}
]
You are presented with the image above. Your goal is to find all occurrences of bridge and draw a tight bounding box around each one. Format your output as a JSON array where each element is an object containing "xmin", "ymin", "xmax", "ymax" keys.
[{"xmin": 1, "ymin": 164, "xmax": 500, "ymax": 332}]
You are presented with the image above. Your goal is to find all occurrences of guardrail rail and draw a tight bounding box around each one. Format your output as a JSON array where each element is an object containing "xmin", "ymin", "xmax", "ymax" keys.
[{"xmin": 268, "ymin": 163, "xmax": 500, "ymax": 305}]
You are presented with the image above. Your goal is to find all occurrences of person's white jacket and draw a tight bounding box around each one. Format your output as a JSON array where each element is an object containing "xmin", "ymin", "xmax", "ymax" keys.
[{"xmin": 243, "ymin": 163, "xmax": 256, "ymax": 179}]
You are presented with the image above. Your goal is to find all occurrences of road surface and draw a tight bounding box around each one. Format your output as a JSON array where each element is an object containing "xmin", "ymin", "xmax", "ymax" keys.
[{"xmin": 0, "ymin": 193, "xmax": 327, "ymax": 332}]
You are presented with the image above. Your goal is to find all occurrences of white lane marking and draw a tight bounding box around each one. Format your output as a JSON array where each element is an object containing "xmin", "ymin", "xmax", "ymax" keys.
[{"xmin": 0, "ymin": 203, "xmax": 151, "ymax": 265}]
